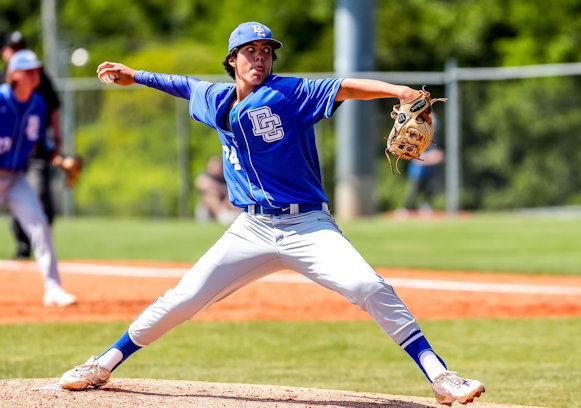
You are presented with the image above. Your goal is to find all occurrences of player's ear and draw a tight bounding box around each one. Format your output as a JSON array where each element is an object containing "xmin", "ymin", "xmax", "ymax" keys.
[{"xmin": 228, "ymin": 56, "xmax": 236, "ymax": 68}]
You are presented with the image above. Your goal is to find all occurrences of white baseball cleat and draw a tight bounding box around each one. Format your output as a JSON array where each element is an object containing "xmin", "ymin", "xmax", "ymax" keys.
[
  {"xmin": 43, "ymin": 286, "xmax": 77, "ymax": 307},
  {"xmin": 431, "ymin": 371, "xmax": 485, "ymax": 405},
  {"xmin": 59, "ymin": 356, "xmax": 111, "ymax": 390}
]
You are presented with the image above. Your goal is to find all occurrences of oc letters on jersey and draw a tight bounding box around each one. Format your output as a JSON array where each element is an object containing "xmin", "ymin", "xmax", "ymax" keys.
[{"xmin": 247, "ymin": 106, "xmax": 285, "ymax": 143}]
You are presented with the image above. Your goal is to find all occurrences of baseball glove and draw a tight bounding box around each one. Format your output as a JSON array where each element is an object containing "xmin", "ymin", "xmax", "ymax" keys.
[
  {"xmin": 52, "ymin": 154, "xmax": 84, "ymax": 188},
  {"xmin": 385, "ymin": 86, "xmax": 447, "ymax": 174}
]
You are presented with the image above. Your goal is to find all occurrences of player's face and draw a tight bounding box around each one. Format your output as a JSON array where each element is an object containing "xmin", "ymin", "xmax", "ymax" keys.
[
  {"xmin": 233, "ymin": 41, "xmax": 273, "ymax": 87},
  {"xmin": 11, "ymin": 68, "xmax": 41, "ymax": 94}
]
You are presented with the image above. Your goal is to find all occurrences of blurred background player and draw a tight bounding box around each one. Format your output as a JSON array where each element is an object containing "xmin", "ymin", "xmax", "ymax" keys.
[
  {"xmin": 1, "ymin": 31, "xmax": 62, "ymax": 259},
  {"xmin": 0, "ymin": 49, "xmax": 76, "ymax": 307},
  {"xmin": 195, "ymin": 155, "xmax": 241, "ymax": 224},
  {"xmin": 400, "ymin": 114, "xmax": 444, "ymax": 217}
]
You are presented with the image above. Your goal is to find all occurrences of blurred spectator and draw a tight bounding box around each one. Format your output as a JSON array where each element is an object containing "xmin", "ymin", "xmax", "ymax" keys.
[
  {"xmin": 401, "ymin": 114, "xmax": 444, "ymax": 216},
  {"xmin": 1, "ymin": 31, "xmax": 62, "ymax": 259},
  {"xmin": 195, "ymin": 156, "xmax": 241, "ymax": 224}
]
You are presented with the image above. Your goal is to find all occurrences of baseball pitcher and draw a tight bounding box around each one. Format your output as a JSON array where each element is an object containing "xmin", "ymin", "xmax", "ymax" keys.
[{"xmin": 59, "ymin": 22, "xmax": 484, "ymax": 405}]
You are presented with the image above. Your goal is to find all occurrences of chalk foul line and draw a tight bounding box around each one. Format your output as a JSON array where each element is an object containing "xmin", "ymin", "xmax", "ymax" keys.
[{"xmin": 0, "ymin": 260, "xmax": 580, "ymax": 296}]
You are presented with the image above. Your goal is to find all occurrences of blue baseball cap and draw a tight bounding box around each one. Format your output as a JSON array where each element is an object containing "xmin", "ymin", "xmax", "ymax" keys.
[
  {"xmin": 8, "ymin": 49, "xmax": 42, "ymax": 72},
  {"xmin": 228, "ymin": 22, "xmax": 282, "ymax": 54}
]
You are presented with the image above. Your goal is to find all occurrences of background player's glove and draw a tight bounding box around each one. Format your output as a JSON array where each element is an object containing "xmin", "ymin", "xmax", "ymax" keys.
[
  {"xmin": 385, "ymin": 86, "xmax": 447, "ymax": 174},
  {"xmin": 52, "ymin": 154, "xmax": 84, "ymax": 188}
]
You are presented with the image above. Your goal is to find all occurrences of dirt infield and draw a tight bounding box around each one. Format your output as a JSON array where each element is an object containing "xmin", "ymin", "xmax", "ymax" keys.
[
  {"xmin": 0, "ymin": 378, "xmax": 540, "ymax": 408},
  {"xmin": 1, "ymin": 260, "xmax": 577, "ymax": 407},
  {"xmin": 0, "ymin": 259, "xmax": 580, "ymax": 323}
]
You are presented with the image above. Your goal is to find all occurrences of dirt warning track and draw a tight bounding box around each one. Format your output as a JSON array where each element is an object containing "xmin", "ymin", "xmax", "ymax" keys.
[{"xmin": 1, "ymin": 259, "xmax": 580, "ymax": 323}]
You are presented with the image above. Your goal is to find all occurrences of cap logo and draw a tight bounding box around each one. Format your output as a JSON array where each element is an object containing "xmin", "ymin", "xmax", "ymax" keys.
[{"xmin": 253, "ymin": 25, "xmax": 266, "ymax": 37}]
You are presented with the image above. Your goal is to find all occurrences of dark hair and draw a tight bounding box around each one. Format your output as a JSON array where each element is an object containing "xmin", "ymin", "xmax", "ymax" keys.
[
  {"xmin": 222, "ymin": 47, "xmax": 239, "ymax": 79},
  {"xmin": 222, "ymin": 46, "xmax": 278, "ymax": 80}
]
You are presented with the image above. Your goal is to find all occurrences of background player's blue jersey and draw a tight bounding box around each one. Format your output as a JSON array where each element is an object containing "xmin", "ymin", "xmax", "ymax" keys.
[
  {"xmin": 136, "ymin": 71, "xmax": 343, "ymax": 209},
  {"xmin": 0, "ymin": 83, "xmax": 47, "ymax": 171}
]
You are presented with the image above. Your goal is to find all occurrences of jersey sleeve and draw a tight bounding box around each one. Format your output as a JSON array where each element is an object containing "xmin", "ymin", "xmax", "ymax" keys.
[
  {"xmin": 34, "ymin": 94, "xmax": 48, "ymax": 143},
  {"xmin": 135, "ymin": 70, "xmax": 201, "ymax": 100},
  {"xmin": 293, "ymin": 77, "xmax": 344, "ymax": 124},
  {"xmin": 188, "ymin": 80, "xmax": 215, "ymax": 125},
  {"xmin": 31, "ymin": 94, "xmax": 51, "ymax": 155},
  {"xmin": 135, "ymin": 71, "xmax": 217, "ymax": 127}
]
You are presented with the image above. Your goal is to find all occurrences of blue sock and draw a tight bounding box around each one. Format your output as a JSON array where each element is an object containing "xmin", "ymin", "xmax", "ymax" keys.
[
  {"xmin": 400, "ymin": 331, "xmax": 447, "ymax": 381},
  {"xmin": 99, "ymin": 331, "xmax": 142, "ymax": 372}
]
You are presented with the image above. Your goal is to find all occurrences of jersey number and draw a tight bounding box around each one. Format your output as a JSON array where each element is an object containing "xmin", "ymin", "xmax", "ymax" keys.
[
  {"xmin": 26, "ymin": 115, "xmax": 41, "ymax": 141},
  {"xmin": 247, "ymin": 106, "xmax": 284, "ymax": 143},
  {"xmin": 223, "ymin": 146, "xmax": 242, "ymax": 170},
  {"xmin": 0, "ymin": 137, "xmax": 12, "ymax": 154}
]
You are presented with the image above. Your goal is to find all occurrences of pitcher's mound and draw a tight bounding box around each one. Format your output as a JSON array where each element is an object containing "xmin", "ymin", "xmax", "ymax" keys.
[{"xmin": 1, "ymin": 378, "xmax": 532, "ymax": 408}]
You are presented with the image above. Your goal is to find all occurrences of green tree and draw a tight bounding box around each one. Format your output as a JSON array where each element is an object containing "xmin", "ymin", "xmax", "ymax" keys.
[{"xmin": 4, "ymin": 0, "xmax": 581, "ymax": 214}]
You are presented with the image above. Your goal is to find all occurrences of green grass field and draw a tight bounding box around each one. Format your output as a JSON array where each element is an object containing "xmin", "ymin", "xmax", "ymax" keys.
[
  {"xmin": 0, "ymin": 213, "xmax": 580, "ymax": 407},
  {"xmin": 1, "ymin": 319, "xmax": 580, "ymax": 407},
  {"xmin": 1, "ymin": 212, "xmax": 580, "ymax": 274}
]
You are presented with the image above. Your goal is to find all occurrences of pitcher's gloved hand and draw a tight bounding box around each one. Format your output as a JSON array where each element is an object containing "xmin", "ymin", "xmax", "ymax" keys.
[{"xmin": 385, "ymin": 86, "xmax": 447, "ymax": 174}]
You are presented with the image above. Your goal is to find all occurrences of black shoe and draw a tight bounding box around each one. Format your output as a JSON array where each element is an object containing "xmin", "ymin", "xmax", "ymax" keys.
[{"xmin": 13, "ymin": 251, "xmax": 31, "ymax": 260}]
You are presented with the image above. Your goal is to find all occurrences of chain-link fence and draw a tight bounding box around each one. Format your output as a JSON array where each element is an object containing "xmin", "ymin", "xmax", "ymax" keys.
[{"xmin": 55, "ymin": 63, "xmax": 581, "ymax": 217}]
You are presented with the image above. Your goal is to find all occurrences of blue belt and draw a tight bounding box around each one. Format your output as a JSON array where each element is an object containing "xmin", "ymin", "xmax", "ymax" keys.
[{"xmin": 245, "ymin": 203, "xmax": 329, "ymax": 216}]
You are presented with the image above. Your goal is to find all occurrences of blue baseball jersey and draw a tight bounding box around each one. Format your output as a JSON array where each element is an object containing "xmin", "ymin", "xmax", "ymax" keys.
[
  {"xmin": 0, "ymin": 83, "xmax": 48, "ymax": 171},
  {"xmin": 136, "ymin": 72, "xmax": 343, "ymax": 209}
]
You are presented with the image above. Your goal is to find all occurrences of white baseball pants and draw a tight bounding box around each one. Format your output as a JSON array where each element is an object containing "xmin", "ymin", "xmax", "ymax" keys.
[
  {"xmin": 0, "ymin": 172, "xmax": 61, "ymax": 290},
  {"xmin": 129, "ymin": 210, "xmax": 420, "ymax": 346}
]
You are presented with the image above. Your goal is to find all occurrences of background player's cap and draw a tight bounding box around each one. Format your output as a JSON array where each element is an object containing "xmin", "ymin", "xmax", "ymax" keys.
[
  {"xmin": 228, "ymin": 22, "xmax": 282, "ymax": 54},
  {"xmin": 8, "ymin": 49, "xmax": 42, "ymax": 72},
  {"xmin": 3, "ymin": 31, "xmax": 27, "ymax": 51}
]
